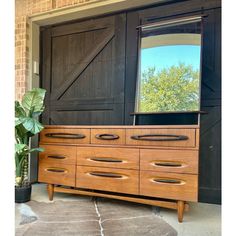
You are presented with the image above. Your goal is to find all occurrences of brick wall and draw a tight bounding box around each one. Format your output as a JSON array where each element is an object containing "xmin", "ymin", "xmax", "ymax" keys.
[{"xmin": 15, "ymin": 0, "xmax": 105, "ymax": 100}]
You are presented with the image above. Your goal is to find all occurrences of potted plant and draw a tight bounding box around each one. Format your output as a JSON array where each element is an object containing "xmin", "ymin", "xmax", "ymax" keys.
[{"xmin": 15, "ymin": 88, "xmax": 46, "ymax": 203}]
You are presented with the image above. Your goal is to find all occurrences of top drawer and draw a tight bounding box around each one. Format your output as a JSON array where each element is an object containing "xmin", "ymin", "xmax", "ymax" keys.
[
  {"xmin": 40, "ymin": 128, "xmax": 90, "ymax": 144},
  {"xmin": 91, "ymin": 129, "xmax": 125, "ymax": 145},
  {"xmin": 126, "ymin": 128, "xmax": 196, "ymax": 148}
]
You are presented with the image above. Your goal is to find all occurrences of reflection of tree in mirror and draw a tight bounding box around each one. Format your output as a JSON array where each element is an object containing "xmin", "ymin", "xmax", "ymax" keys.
[{"xmin": 139, "ymin": 63, "xmax": 199, "ymax": 112}]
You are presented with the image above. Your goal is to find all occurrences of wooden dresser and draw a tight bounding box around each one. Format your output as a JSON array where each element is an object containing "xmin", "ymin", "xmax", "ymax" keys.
[{"xmin": 38, "ymin": 125, "xmax": 199, "ymax": 222}]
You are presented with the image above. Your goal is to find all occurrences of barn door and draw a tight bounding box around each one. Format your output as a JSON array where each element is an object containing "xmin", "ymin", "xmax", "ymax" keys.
[
  {"xmin": 41, "ymin": 14, "xmax": 126, "ymax": 125},
  {"xmin": 199, "ymin": 8, "xmax": 221, "ymax": 204}
]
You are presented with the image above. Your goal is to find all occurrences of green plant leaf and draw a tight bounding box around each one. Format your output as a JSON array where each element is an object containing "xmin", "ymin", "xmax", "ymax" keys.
[
  {"xmin": 15, "ymin": 117, "xmax": 23, "ymax": 127},
  {"xmin": 28, "ymin": 147, "xmax": 44, "ymax": 153},
  {"xmin": 20, "ymin": 117, "xmax": 44, "ymax": 135},
  {"xmin": 22, "ymin": 88, "xmax": 46, "ymax": 115},
  {"xmin": 15, "ymin": 143, "xmax": 27, "ymax": 153},
  {"xmin": 15, "ymin": 101, "xmax": 26, "ymax": 118},
  {"xmin": 15, "ymin": 88, "xmax": 46, "ymax": 185}
]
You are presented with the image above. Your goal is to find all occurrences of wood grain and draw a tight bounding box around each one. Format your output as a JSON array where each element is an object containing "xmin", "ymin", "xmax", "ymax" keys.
[
  {"xmin": 54, "ymin": 186, "xmax": 189, "ymax": 212},
  {"xmin": 47, "ymin": 184, "xmax": 54, "ymax": 201},
  {"xmin": 76, "ymin": 166, "xmax": 139, "ymax": 195},
  {"xmin": 140, "ymin": 149, "xmax": 198, "ymax": 174},
  {"xmin": 77, "ymin": 146, "xmax": 139, "ymax": 169},
  {"xmin": 91, "ymin": 128, "xmax": 126, "ymax": 145},
  {"xmin": 126, "ymin": 128, "xmax": 196, "ymax": 147},
  {"xmin": 177, "ymin": 200, "xmax": 185, "ymax": 223},
  {"xmin": 38, "ymin": 162, "xmax": 76, "ymax": 187},
  {"xmin": 140, "ymin": 171, "xmax": 198, "ymax": 202},
  {"xmin": 42, "ymin": 125, "xmax": 200, "ymax": 129},
  {"xmin": 40, "ymin": 128, "xmax": 90, "ymax": 144},
  {"xmin": 39, "ymin": 145, "xmax": 76, "ymax": 165}
]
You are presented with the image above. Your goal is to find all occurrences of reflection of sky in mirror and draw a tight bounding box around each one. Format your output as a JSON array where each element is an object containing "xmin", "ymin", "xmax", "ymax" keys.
[{"xmin": 141, "ymin": 45, "xmax": 201, "ymax": 72}]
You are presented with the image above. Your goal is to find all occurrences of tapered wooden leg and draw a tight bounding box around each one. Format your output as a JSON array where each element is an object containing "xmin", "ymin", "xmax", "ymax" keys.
[
  {"xmin": 177, "ymin": 200, "xmax": 185, "ymax": 223},
  {"xmin": 47, "ymin": 184, "xmax": 54, "ymax": 201}
]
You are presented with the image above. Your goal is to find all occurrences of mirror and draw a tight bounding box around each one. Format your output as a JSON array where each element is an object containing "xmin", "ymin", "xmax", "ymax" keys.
[{"xmin": 135, "ymin": 17, "xmax": 202, "ymax": 113}]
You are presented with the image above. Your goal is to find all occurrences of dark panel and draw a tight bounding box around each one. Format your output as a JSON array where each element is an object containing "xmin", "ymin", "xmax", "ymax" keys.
[
  {"xmin": 125, "ymin": 11, "xmax": 139, "ymax": 124},
  {"xmin": 199, "ymin": 106, "xmax": 221, "ymax": 204},
  {"xmin": 135, "ymin": 113, "xmax": 199, "ymax": 125},
  {"xmin": 201, "ymin": 8, "xmax": 221, "ymax": 100},
  {"xmin": 199, "ymin": 187, "xmax": 221, "ymax": 204},
  {"xmin": 29, "ymin": 135, "xmax": 39, "ymax": 183},
  {"xmin": 41, "ymin": 28, "xmax": 52, "ymax": 124},
  {"xmin": 50, "ymin": 104, "xmax": 124, "ymax": 125},
  {"xmin": 41, "ymin": 13, "xmax": 126, "ymax": 126},
  {"xmin": 199, "ymin": 7, "xmax": 221, "ymax": 204},
  {"xmin": 51, "ymin": 27, "xmax": 115, "ymax": 100},
  {"xmin": 139, "ymin": 0, "xmax": 221, "ymax": 24}
]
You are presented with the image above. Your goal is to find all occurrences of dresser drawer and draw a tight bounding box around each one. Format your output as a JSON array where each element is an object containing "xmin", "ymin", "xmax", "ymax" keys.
[
  {"xmin": 140, "ymin": 171, "xmax": 198, "ymax": 201},
  {"xmin": 38, "ymin": 162, "xmax": 75, "ymax": 186},
  {"xmin": 126, "ymin": 128, "xmax": 196, "ymax": 148},
  {"xmin": 91, "ymin": 129, "xmax": 125, "ymax": 145},
  {"xmin": 77, "ymin": 147, "xmax": 139, "ymax": 169},
  {"xmin": 140, "ymin": 149, "xmax": 198, "ymax": 174},
  {"xmin": 76, "ymin": 166, "xmax": 139, "ymax": 194},
  {"xmin": 39, "ymin": 145, "xmax": 76, "ymax": 165},
  {"xmin": 40, "ymin": 128, "xmax": 90, "ymax": 144}
]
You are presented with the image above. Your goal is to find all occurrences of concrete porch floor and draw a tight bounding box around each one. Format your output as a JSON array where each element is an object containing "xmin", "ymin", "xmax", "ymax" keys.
[{"xmin": 15, "ymin": 183, "xmax": 221, "ymax": 236}]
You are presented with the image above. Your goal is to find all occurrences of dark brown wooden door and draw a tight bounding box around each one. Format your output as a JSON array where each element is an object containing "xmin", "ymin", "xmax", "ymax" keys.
[
  {"xmin": 199, "ymin": 8, "xmax": 221, "ymax": 204},
  {"xmin": 41, "ymin": 14, "xmax": 126, "ymax": 125}
]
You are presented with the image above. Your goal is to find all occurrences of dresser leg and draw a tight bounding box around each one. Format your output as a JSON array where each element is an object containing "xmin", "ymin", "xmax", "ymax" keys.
[
  {"xmin": 177, "ymin": 200, "xmax": 184, "ymax": 223},
  {"xmin": 47, "ymin": 184, "xmax": 54, "ymax": 201}
]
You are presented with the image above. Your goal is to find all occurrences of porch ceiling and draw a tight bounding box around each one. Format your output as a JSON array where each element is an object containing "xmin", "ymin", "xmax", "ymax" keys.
[{"xmin": 29, "ymin": 0, "xmax": 166, "ymax": 26}]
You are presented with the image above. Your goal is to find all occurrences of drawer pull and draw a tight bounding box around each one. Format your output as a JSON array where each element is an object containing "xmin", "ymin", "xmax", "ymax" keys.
[
  {"xmin": 95, "ymin": 134, "xmax": 119, "ymax": 140},
  {"xmin": 89, "ymin": 172, "xmax": 123, "ymax": 178},
  {"xmin": 46, "ymin": 167, "xmax": 67, "ymax": 173},
  {"xmin": 153, "ymin": 178, "xmax": 182, "ymax": 184},
  {"xmin": 90, "ymin": 157, "xmax": 123, "ymax": 163},
  {"xmin": 45, "ymin": 133, "xmax": 85, "ymax": 139},
  {"xmin": 47, "ymin": 155, "xmax": 66, "ymax": 160},
  {"xmin": 154, "ymin": 162, "xmax": 182, "ymax": 167},
  {"xmin": 131, "ymin": 134, "xmax": 188, "ymax": 141}
]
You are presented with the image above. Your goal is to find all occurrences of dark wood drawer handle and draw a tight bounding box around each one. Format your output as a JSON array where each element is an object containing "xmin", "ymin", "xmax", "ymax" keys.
[
  {"xmin": 45, "ymin": 133, "xmax": 86, "ymax": 139},
  {"xmin": 153, "ymin": 178, "xmax": 182, "ymax": 184},
  {"xmin": 154, "ymin": 162, "xmax": 182, "ymax": 167},
  {"xmin": 90, "ymin": 157, "xmax": 123, "ymax": 163},
  {"xmin": 47, "ymin": 155, "xmax": 66, "ymax": 160},
  {"xmin": 46, "ymin": 168, "xmax": 67, "ymax": 173},
  {"xmin": 89, "ymin": 172, "xmax": 123, "ymax": 178},
  {"xmin": 131, "ymin": 134, "xmax": 188, "ymax": 141},
  {"xmin": 95, "ymin": 134, "xmax": 119, "ymax": 140}
]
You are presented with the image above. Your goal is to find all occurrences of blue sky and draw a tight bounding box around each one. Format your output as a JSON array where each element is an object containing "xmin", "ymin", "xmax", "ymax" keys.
[{"xmin": 141, "ymin": 45, "xmax": 201, "ymax": 72}]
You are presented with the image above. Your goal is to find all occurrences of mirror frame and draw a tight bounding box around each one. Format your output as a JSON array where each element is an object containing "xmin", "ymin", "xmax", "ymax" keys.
[{"xmin": 134, "ymin": 15, "xmax": 204, "ymax": 114}]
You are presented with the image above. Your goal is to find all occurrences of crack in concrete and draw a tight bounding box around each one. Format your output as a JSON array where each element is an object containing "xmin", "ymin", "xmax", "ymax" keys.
[{"xmin": 93, "ymin": 198, "xmax": 104, "ymax": 236}]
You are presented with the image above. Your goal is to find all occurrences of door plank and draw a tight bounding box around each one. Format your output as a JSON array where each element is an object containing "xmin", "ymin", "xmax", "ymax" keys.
[{"xmin": 51, "ymin": 27, "xmax": 115, "ymax": 100}]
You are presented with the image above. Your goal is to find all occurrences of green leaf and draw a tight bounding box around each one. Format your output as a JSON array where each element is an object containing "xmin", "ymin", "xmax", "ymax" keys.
[
  {"xmin": 15, "ymin": 117, "xmax": 23, "ymax": 127},
  {"xmin": 15, "ymin": 101, "xmax": 26, "ymax": 118},
  {"xmin": 22, "ymin": 88, "xmax": 46, "ymax": 115},
  {"xmin": 28, "ymin": 147, "xmax": 44, "ymax": 153},
  {"xmin": 15, "ymin": 143, "xmax": 27, "ymax": 153},
  {"xmin": 20, "ymin": 117, "xmax": 44, "ymax": 135}
]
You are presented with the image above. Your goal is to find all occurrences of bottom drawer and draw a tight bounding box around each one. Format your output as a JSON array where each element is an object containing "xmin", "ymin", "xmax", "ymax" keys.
[
  {"xmin": 140, "ymin": 171, "xmax": 198, "ymax": 202},
  {"xmin": 76, "ymin": 166, "xmax": 139, "ymax": 195},
  {"xmin": 38, "ymin": 162, "xmax": 75, "ymax": 186}
]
